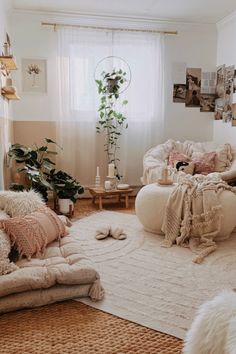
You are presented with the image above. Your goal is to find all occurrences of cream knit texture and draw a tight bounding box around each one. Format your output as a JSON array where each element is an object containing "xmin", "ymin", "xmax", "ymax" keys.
[{"xmin": 161, "ymin": 174, "xmax": 236, "ymax": 263}]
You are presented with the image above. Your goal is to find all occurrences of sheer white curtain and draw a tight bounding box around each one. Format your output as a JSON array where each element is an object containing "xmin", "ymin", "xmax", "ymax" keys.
[{"xmin": 56, "ymin": 27, "xmax": 164, "ymax": 186}]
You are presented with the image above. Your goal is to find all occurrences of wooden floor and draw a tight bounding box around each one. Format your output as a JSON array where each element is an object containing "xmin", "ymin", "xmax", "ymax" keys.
[{"xmin": 72, "ymin": 196, "xmax": 136, "ymax": 220}]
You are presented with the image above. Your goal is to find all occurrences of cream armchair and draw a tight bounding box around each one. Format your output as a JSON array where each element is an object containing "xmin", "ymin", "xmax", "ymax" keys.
[{"xmin": 142, "ymin": 139, "xmax": 236, "ymax": 185}]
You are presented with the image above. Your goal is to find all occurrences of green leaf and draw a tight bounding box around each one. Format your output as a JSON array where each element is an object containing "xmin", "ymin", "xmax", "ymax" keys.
[
  {"xmin": 38, "ymin": 146, "xmax": 47, "ymax": 151},
  {"xmin": 46, "ymin": 150, "xmax": 58, "ymax": 155},
  {"xmin": 45, "ymin": 138, "xmax": 56, "ymax": 144},
  {"xmin": 123, "ymin": 100, "xmax": 128, "ymax": 105},
  {"xmin": 43, "ymin": 157, "xmax": 55, "ymax": 165}
]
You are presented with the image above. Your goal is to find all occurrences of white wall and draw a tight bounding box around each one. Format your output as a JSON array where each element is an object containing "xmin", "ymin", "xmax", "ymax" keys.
[
  {"xmin": 10, "ymin": 11, "xmax": 217, "ymax": 143},
  {"xmin": 10, "ymin": 13, "xmax": 57, "ymax": 121},
  {"xmin": 0, "ymin": 0, "xmax": 13, "ymax": 188},
  {"xmin": 213, "ymin": 12, "xmax": 236, "ymax": 145},
  {"xmin": 0, "ymin": 0, "xmax": 13, "ymax": 112},
  {"xmin": 0, "ymin": 0, "xmax": 12, "ymax": 117}
]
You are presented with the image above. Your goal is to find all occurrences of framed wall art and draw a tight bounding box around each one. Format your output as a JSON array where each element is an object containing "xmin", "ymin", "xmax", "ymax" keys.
[{"xmin": 22, "ymin": 58, "xmax": 47, "ymax": 93}]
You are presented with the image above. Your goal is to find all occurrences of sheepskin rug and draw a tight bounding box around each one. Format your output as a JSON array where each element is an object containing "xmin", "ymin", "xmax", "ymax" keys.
[{"xmin": 183, "ymin": 289, "xmax": 236, "ymax": 354}]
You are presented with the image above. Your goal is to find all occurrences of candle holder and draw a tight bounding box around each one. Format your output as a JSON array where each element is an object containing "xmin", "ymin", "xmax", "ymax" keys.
[
  {"xmin": 95, "ymin": 175, "xmax": 101, "ymax": 188},
  {"xmin": 106, "ymin": 176, "xmax": 117, "ymax": 190}
]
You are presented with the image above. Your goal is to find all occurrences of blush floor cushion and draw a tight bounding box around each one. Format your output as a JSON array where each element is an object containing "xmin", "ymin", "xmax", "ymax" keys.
[
  {"xmin": 135, "ymin": 183, "xmax": 236, "ymax": 240},
  {"xmin": 0, "ymin": 235, "xmax": 104, "ymax": 313}
]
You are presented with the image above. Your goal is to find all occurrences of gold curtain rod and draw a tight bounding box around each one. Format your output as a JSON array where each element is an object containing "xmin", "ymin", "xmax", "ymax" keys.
[{"xmin": 41, "ymin": 22, "xmax": 177, "ymax": 35}]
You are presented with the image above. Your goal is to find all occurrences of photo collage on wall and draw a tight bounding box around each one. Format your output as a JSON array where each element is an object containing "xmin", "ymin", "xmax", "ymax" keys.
[
  {"xmin": 172, "ymin": 62, "xmax": 236, "ymax": 126},
  {"xmin": 172, "ymin": 64, "xmax": 216, "ymax": 113}
]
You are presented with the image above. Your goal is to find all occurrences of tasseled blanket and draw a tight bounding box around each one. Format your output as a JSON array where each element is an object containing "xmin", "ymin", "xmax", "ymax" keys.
[{"xmin": 161, "ymin": 173, "xmax": 236, "ymax": 263}]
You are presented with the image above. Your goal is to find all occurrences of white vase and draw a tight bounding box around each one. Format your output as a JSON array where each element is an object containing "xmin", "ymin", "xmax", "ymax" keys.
[{"xmin": 58, "ymin": 198, "xmax": 74, "ymax": 215}]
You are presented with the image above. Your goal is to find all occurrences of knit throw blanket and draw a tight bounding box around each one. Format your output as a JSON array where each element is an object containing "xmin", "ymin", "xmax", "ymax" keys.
[{"xmin": 161, "ymin": 174, "xmax": 236, "ymax": 263}]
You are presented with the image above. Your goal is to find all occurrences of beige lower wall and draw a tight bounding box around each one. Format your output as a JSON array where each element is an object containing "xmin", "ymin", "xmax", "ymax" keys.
[{"xmin": 13, "ymin": 121, "xmax": 56, "ymax": 146}]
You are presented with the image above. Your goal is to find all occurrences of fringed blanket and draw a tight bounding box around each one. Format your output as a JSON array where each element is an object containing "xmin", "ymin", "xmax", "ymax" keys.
[{"xmin": 161, "ymin": 174, "xmax": 236, "ymax": 263}]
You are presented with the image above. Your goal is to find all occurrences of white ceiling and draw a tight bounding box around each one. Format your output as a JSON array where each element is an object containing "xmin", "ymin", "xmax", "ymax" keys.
[{"xmin": 12, "ymin": 0, "xmax": 236, "ymax": 24}]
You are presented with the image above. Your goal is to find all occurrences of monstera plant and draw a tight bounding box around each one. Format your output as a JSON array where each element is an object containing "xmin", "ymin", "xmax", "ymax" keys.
[
  {"xmin": 8, "ymin": 138, "xmax": 58, "ymax": 200},
  {"xmin": 95, "ymin": 69, "xmax": 128, "ymax": 180},
  {"xmin": 8, "ymin": 138, "xmax": 84, "ymax": 207}
]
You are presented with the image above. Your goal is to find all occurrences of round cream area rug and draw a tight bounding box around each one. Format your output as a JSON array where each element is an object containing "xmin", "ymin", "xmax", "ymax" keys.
[{"xmin": 70, "ymin": 211, "xmax": 236, "ymax": 339}]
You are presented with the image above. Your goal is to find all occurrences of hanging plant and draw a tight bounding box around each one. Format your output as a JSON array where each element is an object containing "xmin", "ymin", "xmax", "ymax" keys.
[{"xmin": 95, "ymin": 69, "xmax": 128, "ymax": 179}]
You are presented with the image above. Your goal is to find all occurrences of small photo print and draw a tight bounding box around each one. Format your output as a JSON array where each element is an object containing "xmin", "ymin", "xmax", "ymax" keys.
[
  {"xmin": 222, "ymin": 106, "xmax": 232, "ymax": 123},
  {"xmin": 231, "ymin": 104, "xmax": 236, "ymax": 126},
  {"xmin": 201, "ymin": 71, "xmax": 216, "ymax": 95},
  {"xmin": 185, "ymin": 68, "xmax": 201, "ymax": 107},
  {"xmin": 233, "ymin": 70, "xmax": 236, "ymax": 93},
  {"xmin": 215, "ymin": 65, "xmax": 225, "ymax": 99},
  {"xmin": 214, "ymin": 97, "xmax": 224, "ymax": 120},
  {"xmin": 22, "ymin": 58, "xmax": 47, "ymax": 93},
  {"xmin": 225, "ymin": 65, "xmax": 234, "ymax": 102},
  {"xmin": 200, "ymin": 94, "xmax": 215, "ymax": 112},
  {"xmin": 173, "ymin": 84, "xmax": 186, "ymax": 103}
]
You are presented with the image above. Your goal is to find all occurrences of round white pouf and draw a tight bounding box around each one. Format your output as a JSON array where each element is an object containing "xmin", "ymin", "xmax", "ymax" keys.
[
  {"xmin": 135, "ymin": 183, "xmax": 236, "ymax": 240},
  {"xmin": 135, "ymin": 183, "xmax": 177, "ymax": 234}
]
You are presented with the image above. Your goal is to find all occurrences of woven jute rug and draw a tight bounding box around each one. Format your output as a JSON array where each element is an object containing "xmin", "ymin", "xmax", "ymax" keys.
[
  {"xmin": 0, "ymin": 201, "xmax": 184, "ymax": 354},
  {"xmin": 0, "ymin": 301, "xmax": 182, "ymax": 354}
]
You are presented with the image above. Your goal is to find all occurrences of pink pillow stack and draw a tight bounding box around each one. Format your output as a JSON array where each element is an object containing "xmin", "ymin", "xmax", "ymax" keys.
[
  {"xmin": 0, "ymin": 208, "xmax": 68, "ymax": 259},
  {"xmin": 169, "ymin": 150, "xmax": 216, "ymax": 174},
  {"xmin": 191, "ymin": 152, "xmax": 216, "ymax": 174},
  {"xmin": 168, "ymin": 151, "xmax": 190, "ymax": 167}
]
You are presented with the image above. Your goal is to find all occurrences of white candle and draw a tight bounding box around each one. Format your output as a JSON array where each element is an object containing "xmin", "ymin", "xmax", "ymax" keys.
[
  {"xmin": 108, "ymin": 163, "xmax": 115, "ymax": 178},
  {"xmin": 96, "ymin": 166, "xmax": 100, "ymax": 177}
]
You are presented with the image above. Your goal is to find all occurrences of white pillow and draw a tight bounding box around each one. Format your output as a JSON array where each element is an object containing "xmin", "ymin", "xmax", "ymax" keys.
[
  {"xmin": 0, "ymin": 210, "xmax": 18, "ymax": 275},
  {"xmin": 0, "ymin": 190, "xmax": 45, "ymax": 217}
]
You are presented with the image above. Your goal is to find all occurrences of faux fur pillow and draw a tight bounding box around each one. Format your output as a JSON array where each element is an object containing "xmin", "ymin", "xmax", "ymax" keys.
[
  {"xmin": 191, "ymin": 152, "xmax": 216, "ymax": 174},
  {"xmin": 169, "ymin": 151, "xmax": 190, "ymax": 167},
  {"xmin": 0, "ymin": 210, "xmax": 18, "ymax": 275},
  {"xmin": 0, "ymin": 208, "xmax": 68, "ymax": 259},
  {"xmin": 0, "ymin": 190, "xmax": 45, "ymax": 217}
]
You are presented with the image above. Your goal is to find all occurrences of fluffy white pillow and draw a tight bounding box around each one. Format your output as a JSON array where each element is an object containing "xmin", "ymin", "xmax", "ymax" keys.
[
  {"xmin": 0, "ymin": 190, "xmax": 45, "ymax": 217},
  {"xmin": 0, "ymin": 210, "xmax": 18, "ymax": 275},
  {"xmin": 183, "ymin": 290, "xmax": 236, "ymax": 354}
]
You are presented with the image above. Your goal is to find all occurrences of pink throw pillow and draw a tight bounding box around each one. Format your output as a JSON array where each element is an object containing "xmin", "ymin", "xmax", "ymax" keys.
[
  {"xmin": 0, "ymin": 208, "xmax": 68, "ymax": 259},
  {"xmin": 169, "ymin": 151, "xmax": 190, "ymax": 167},
  {"xmin": 192, "ymin": 152, "xmax": 216, "ymax": 174}
]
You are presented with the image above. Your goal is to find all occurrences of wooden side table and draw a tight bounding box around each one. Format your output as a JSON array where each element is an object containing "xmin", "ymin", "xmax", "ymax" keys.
[{"xmin": 88, "ymin": 187, "xmax": 133, "ymax": 210}]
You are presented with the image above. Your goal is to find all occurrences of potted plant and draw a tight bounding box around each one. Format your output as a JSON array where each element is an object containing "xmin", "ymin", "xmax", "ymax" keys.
[
  {"xmin": 8, "ymin": 138, "xmax": 59, "ymax": 201},
  {"xmin": 95, "ymin": 69, "xmax": 128, "ymax": 180},
  {"xmin": 49, "ymin": 170, "xmax": 84, "ymax": 215}
]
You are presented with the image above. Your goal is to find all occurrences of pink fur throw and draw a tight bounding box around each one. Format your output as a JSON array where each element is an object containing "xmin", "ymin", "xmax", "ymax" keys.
[{"xmin": 0, "ymin": 208, "xmax": 68, "ymax": 259}]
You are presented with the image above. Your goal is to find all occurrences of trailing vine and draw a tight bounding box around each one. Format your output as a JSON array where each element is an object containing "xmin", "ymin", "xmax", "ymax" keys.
[{"xmin": 95, "ymin": 69, "xmax": 128, "ymax": 179}]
